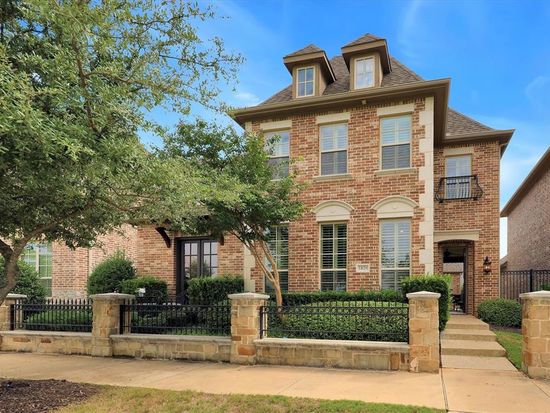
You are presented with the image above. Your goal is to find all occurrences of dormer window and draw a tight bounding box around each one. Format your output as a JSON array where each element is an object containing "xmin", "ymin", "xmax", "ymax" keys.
[
  {"xmin": 297, "ymin": 67, "xmax": 315, "ymax": 97},
  {"xmin": 355, "ymin": 57, "xmax": 374, "ymax": 89}
]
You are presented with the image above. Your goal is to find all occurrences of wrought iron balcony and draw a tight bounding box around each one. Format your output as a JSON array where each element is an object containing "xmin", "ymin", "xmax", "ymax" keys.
[{"xmin": 435, "ymin": 175, "xmax": 483, "ymax": 202}]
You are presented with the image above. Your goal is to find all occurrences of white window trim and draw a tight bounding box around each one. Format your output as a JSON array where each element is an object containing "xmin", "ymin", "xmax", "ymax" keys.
[
  {"xmin": 379, "ymin": 115, "xmax": 412, "ymax": 171},
  {"xmin": 319, "ymin": 222, "xmax": 348, "ymax": 291},
  {"xmin": 319, "ymin": 123, "xmax": 348, "ymax": 176},
  {"xmin": 379, "ymin": 219, "xmax": 412, "ymax": 290},
  {"xmin": 296, "ymin": 66, "xmax": 315, "ymax": 98},
  {"xmin": 354, "ymin": 56, "xmax": 375, "ymax": 89}
]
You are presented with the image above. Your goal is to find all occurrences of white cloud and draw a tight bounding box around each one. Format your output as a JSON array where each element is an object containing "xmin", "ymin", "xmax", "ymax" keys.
[{"xmin": 233, "ymin": 91, "xmax": 261, "ymax": 107}]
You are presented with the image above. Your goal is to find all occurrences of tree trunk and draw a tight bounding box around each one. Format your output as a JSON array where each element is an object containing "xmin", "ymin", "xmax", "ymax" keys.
[
  {"xmin": 246, "ymin": 239, "xmax": 284, "ymax": 308},
  {"xmin": 0, "ymin": 254, "xmax": 19, "ymax": 305}
]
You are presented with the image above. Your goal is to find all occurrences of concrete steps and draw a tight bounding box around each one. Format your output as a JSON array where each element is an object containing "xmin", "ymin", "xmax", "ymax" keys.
[
  {"xmin": 441, "ymin": 328, "xmax": 497, "ymax": 342},
  {"xmin": 441, "ymin": 339, "xmax": 506, "ymax": 357},
  {"xmin": 446, "ymin": 316, "xmax": 490, "ymax": 331},
  {"xmin": 441, "ymin": 355, "xmax": 517, "ymax": 371}
]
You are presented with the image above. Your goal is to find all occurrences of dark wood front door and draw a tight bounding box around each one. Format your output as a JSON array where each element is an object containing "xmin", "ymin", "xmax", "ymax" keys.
[{"xmin": 176, "ymin": 238, "xmax": 218, "ymax": 298}]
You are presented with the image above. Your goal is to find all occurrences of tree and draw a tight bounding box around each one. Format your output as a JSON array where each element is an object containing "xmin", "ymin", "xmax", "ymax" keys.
[
  {"xmin": 161, "ymin": 120, "xmax": 305, "ymax": 307},
  {"xmin": 0, "ymin": 0, "xmax": 242, "ymax": 304}
]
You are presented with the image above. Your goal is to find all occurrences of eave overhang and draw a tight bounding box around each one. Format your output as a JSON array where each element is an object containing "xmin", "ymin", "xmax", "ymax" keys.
[
  {"xmin": 444, "ymin": 129, "xmax": 515, "ymax": 156},
  {"xmin": 283, "ymin": 51, "xmax": 336, "ymax": 84},
  {"xmin": 341, "ymin": 39, "xmax": 392, "ymax": 74}
]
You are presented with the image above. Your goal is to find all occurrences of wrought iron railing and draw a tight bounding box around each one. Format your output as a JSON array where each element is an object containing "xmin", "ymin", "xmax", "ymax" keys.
[
  {"xmin": 11, "ymin": 298, "xmax": 93, "ymax": 332},
  {"xmin": 500, "ymin": 270, "xmax": 550, "ymax": 301},
  {"xmin": 119, "ymin": 300, "xmax": 231, "ymax": 336},
  {"xmin": 259, "ymin": 300, "xmax": 408, "ymax": 342},
  {"xmin": 435, "ymin": 175, "xmax": 483, "ymax": 202}
]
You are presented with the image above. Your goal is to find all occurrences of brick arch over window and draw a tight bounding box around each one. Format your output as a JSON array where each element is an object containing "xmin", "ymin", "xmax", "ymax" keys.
[
  {"xmin": 312, "ymin": 200, "xmax": 354, "ymax": 222},
  {"xmin": 371, "ymin": 196, "xmax": 418, "ymax": 219}
]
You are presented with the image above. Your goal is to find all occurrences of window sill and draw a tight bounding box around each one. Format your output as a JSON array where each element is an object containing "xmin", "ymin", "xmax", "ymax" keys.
[
  {"xmin": 313, "ymin": 173, "xmax": 353, "ymax": 183},
  {"xmin": 374, "ymin": 167, "xmax": 417, "ymax": 177}
]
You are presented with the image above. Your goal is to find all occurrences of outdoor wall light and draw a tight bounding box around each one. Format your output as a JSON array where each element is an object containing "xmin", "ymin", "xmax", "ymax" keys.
[{"xmin": 483, "ymin": 256, "xmax": 492, "ymax": 274}]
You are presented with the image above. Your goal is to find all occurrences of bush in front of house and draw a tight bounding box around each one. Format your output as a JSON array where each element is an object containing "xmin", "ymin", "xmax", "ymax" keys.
[
  {"xmin": 86, "ymin": 251, "xmax": 136, "ymax": 295},
  {"xmin": 401, "ymin": 274, "xmax": 452, "ymax": 330},
  {"xmin": 25, "ymin": 309, "xmax": 92, "ymax": 331},
  {"xmin": 0, "ymin": 257, "xmax": 47, "ymax": 303},
  {"xmin": 187, "ymin": 275, "xmax": 244, "ymax": 304},
  {"xmin": 477, "ymin": 298, "xmax": 521, "ymax": 328},
  {"xmin": 278, "ymin": 289, "xmax": 404, "ymax": 306},
  {"xmin": 540, "ymin": 284, "xmax": 550, "ymax": 291},
  {"xmin": 121, "ymin": 276, "xmax": 168, "ymax": 302}
]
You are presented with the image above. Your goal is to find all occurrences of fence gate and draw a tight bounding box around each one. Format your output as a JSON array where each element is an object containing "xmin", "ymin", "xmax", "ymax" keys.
[{"xmin": 500, "ymin": 270, "xmax": 550, "ymax": 300}]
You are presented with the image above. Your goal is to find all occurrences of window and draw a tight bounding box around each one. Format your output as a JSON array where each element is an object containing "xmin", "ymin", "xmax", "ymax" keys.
[
  {"xmin": 380, "ymin": 115, "xmax": 411, "ymax": 170},
  {"xmin": 320, "ymin": 123, "xmax": 348, "ymax": 175},
  {"xmin": 445, "ymin": 155, "xmax": 472, "ymax": 199},
  {"xmin": 22, "ymin": 242, "xmax": 52, "ymax": 296},
  {"xmin": 265, "ymin": 130, "xmax": 290, "ymax": 179},
  {"xmin": 355, "ymin": 57, "xmax": 375, "ymax": 89},
  {"xmin": 265, "ymin": 226, "xmax": 289, "ymax": 292},
  {"xmin": 181, "ymin": 239, "xmax": 218, "ymax": 279},
  {"xmin": 320, "ymin": 223, "xmax": 347, "ymax": 291},
  {"xmin": 380, "ymin": 220, "xmax": 411, "ymax": 290},
  {"xmin": 296, "ymin": 67, "xmax": 314, "ymax": 97}
]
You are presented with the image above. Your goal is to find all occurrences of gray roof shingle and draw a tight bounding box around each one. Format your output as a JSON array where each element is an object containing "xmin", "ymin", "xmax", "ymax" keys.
[
  {"xmin": 343, "ymin": 33, "xmax": 383, "ymax": 48},
  {"xmin": 284, "ymin": 44, "xmax": 324, "ymax": 58}
]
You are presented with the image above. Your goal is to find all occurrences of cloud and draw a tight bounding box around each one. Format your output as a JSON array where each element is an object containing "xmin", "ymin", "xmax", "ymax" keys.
[
  {"xmin": 233, "ymin": 91, "xmax": 261, "ymax": 107},
  {"xmin": 525, "ymin": 76, "xmax": 550, "ymax": 114}
]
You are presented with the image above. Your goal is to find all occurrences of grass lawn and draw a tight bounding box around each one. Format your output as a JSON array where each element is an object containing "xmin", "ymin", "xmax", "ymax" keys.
[
  {"xmin": 494, "ymin": 330, "xmax": 522, "ymax": 369},
  {"xmin": 57, "ymin": 386, "xmax": 444, "ymax": 413}
]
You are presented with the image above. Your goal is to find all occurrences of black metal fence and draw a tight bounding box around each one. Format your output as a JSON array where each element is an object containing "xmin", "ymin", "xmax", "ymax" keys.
[
  {"xmin": 11, "ymin": 298, "xmax": 93, "ymax": 332},
  {"xmin": 500, "ymin": 270, "xmax": 550, "ymax": 301},
  {"xmin": 260, "ymin": 301, "xmax": 409, "ymax": 342},
  {"xmin": 119, "ymin": 300, "xmax": 231, "ymax": 336}
]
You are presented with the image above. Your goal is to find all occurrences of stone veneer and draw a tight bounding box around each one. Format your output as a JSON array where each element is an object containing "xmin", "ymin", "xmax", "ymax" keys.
[
  {"xmin": 520, "ymin": 290, "xmax": 550, "ymax": 379},
  {"xmin": 0, "ymin": 331, "xmax": 92, "ymax": 355},
  {"xmin": 407, "ymin": 291, "xmax": 440, "ymax": 373}
]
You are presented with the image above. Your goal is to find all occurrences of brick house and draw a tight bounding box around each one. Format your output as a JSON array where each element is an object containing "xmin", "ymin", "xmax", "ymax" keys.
[
  {"xmin": 29, "ymin": 34, "xmax": 513, "ymax": 315},
  {"xmin": 500, "ymin": 146, "xmax": 550, "ymax": 270}
]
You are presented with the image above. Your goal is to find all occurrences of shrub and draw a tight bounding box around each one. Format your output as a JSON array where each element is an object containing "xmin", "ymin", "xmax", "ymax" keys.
[
  {"xmin": 401, "ymin": 274, "xmax": 452, "ymax": 330},
  {"xmin": 187, "ymin": 275, "xmax": 244, "ymax": 304},
  {"xmin": 477, "ymin": 299, "xmax": 521, "ymax": 328},
  {"xmin": 25, "ymin": 309, "xmax": 92, "ymax": 331},
  {"xmin": 86, "ymin": 251, "xmax": 135, "ymax": 295},
  {"xmin": 121, "ymin": 276, "xmax": 168, "ymax": 302},
  {"xmin": 540, "ymin": 284, "xmax": 550, "ymax": 291},
  {"xmin": 0, "ymin": 257, "xmax": 47, "ymax": 303},
  {"xmin": 278, "ymin": 289, "xmax": 404, "ymax": 306}
]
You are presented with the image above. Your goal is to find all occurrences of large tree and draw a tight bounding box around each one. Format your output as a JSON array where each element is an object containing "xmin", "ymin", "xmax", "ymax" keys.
[{"xmin": 0, "ymin": 0, "xmax": 242, "ymax": 303}]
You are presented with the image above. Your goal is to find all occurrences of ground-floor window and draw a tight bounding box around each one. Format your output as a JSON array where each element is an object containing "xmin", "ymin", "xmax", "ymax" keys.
[
  {"xmin": 320, "ymin": 223, "xmax": 347, "ymax": 291},
  {"xmin": 265, "ymin": 225, "xmax": 289, "ymax": 292},
  {"xmin": 21, "ymin": 242, "xmax": 53, "ymax": 296},
  {"xmin": 181, "ymin": 239, "xmax": 218, "ymax": 278},
  {"xmin": 380, "ymin": 219, "xmax": 411, "ymax": 290}
]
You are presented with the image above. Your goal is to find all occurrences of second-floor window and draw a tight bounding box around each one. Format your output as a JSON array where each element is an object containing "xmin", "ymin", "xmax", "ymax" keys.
[
  {"xmin": 355, "ymin": 57, "xmax": 375, "ymax": 88},
  {"xmin": 266, "ymin": 130, "xmax": 290, "ymax": 179},
  {"xmin": 445, "ymin": 155, "xmax": 472, "ymax": 199},
  {"xmin": 320, "ymin": 123, "xmax": 348, "ymax": 175},
  {"xmin": 381, "ymin": 115, "xmax": 412, "ymax": 170},
  {"xmin": 297, "ymin": 67, "xmax": 314, "ymax": 97}
]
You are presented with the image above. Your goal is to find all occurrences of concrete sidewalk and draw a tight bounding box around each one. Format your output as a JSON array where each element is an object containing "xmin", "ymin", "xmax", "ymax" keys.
[{"xmin": 1, "ymin": 352, "xmax": 550, "ymax": 412}]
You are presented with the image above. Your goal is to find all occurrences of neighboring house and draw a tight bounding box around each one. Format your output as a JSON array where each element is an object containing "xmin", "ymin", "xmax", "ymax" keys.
[
  {"xmin": 501, "ymin": 146, "xmax": 550, "ymax": 270},
  {"xmin": 36, "ymin": 34, "xmax": 513, "ymax": 315}
]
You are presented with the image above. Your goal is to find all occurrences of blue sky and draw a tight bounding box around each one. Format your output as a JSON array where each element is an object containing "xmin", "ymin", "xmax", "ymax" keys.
[{"xmin": 143, "ymin": 0, "xmax": 550, "ymax": 257}]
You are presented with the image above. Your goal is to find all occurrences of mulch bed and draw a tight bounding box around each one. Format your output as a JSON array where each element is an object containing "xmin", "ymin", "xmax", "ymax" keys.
[{"xmin": 0, "ymin": 379, "xmax": 99, "ymax": 413}]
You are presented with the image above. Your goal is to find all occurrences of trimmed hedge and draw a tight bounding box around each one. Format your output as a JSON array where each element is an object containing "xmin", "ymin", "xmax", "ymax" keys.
[
  {"xmin": 121, "ymin": 276, "xmax": 168, "ymax": 302},
  {"xmin": 541, "ymin": 284, "xmax": 550, "ymax": 291},
  {"xmin": 401, "ymin": 274, "xmax": 452, "ymax": 330},
  {"xmin": 276, "ymin": 289, "xmax": 404, "ymax": 306},
  {"xmin": 0, "ymin": 257, "xmax": 47, "ymax": 303},
  {"xmin": 25, "ymin": 310, "xmax": 92, "ymax": 331},
  {"xmin": 187, "ymin": 275, "xmax": 244, "ymax": 304},
  {"xmin": 477, "ymin": 299, "xmax": 521, "ymax": 328},
  {"xmin": 86, "ymin": 251, "xmax": 135, "ymax": 295}
]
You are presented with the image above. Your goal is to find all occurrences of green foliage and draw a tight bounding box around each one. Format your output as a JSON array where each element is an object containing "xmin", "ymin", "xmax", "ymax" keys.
[
  {"xmin": 477, "ymin": 299, "xmax": 522, "ymax": 328},
  {"xmin": 25, "ymin": 310, "xmax": 92, "ymax": 331},
  {"xmin": 540, "ymin": 284, "xmax": 550, "ymax": 291},
  {"xmin": 187, "ymin": 276, "xmax": 244, "ymax": 305},
  {"xmin": 495, "ymin": 330, "xmax": 522, "ymax": 369},
  {"xmin": 121, "ymin": 276, "xmax": 168, "ymax": 302},
  {"xmin": 278, "ymin": 290, "xmax": 404, "ymax": 306},
  {"xmin": 401, "ymin": 274, "xmax": 452, "ymax": 330},
  {"xmin": 0, "ymin": 257, "xmax": 46, "ymax": 303},
  {"xmin": 86, "ymin": 251, "xmax": 136, "ymax": 295}
]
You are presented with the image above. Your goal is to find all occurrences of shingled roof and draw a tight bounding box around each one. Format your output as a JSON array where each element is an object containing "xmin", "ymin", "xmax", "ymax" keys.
[
  {"xmin": 343, "ymin": 33, "xmax": 383, "ymax": 48},
  {"xmin": 284, "ymin": 44, "xmax": 324, "ymax": 58}
]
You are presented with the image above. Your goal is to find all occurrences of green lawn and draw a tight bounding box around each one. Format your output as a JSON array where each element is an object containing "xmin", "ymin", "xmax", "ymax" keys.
[
  {"xmin": 494, "ymin": 330, "xmax": 522, "ymax": 369},
  {"xmin": 57, "ymin": 386, "xmax": 444, "ymax": 413}
]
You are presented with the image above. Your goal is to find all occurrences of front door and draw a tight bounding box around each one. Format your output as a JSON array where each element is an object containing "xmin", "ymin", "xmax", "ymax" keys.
[{"xmin": 177, "ymin": 239, "xmax": 218, "ymax": 299}]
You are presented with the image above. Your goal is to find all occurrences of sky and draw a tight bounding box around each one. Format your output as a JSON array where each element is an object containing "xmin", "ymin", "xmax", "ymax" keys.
[{"xmin": 142, "ymin": 0, "xmax": 550, "ymax": 258}]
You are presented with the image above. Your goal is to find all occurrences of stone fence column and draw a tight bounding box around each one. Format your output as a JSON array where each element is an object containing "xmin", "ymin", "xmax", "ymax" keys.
[
  {"xmin": 90, "ymin": 293, "xmax": 134, "ymax": 357},
  {"xmin": 0, "ymin": 294, "xmax": 27, "ymax": 331},
  {"xmin": 228, "ymin": 292, "xmax": 269, "ymax": 365},
  {"xmin": 407, "ymin": 291, "xmax": 441, "ymax": 373},
  {"xmin": 520, "ymin": 290, "xmax": 550, "ymax": 379}
]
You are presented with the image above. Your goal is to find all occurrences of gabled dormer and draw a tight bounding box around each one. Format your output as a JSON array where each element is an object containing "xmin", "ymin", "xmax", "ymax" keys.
[
  {"xmin": 283, "ymin": 44, "xmax": 336, "ymax": 99},
  {"xmin": 341, "ymin": 34, "xmax": 391, "ymax": 90}
]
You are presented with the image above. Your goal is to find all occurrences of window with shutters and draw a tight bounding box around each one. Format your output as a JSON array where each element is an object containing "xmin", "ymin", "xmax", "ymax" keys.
[
  {"xmin": 355, "ymin": 57, "xmax": 375, "ymax": 89},
  {"xmin": 380, "ymin": 115, "xmax": 411, "ymax": 170},
  {"xmin": 320, "ymin": 123, "xmax": 348, "ymax": 175},
  {"xmin": 320, "ymin": 223, "xmax": 347, "ymax": 291},
  {"xmin": 265, "ymin": 225, "xmax": 289, "ymax": 292},
  {"xmin": 265, "ymin": 130, "xmax": 290, "ymax": 179},
  {"xmin": 296, "ymin": 67, "xmax": 315, "ymax": 97},
  {"xmin": 380, "ymin": 219, "xmax": 411, "ymax": 290}
]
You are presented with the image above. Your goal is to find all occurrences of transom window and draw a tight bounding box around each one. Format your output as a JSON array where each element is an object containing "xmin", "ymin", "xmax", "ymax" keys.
[
  {"xmin": 445, "ymin": 155, "xmax": 472, "ymax": 199},
  {"xmin": 296, "ymin": 67, "xmax": 314, "ymax": 97},
  {"xmin": 381, "ymin": 115, "xmax": 412, "ymax": 170},
  {"xmin": 265, "ymin": 130, "xmax": 290, "ymax": 179},
  {"xmin": 320, "ymin": 123, "xmax": 348, "ymax": 175},
  {"xmin": 22, "ymin": 242, "xmax": 52, "ymax": 296},
  {"xmin": 265, "ymin": 225, "xmax": 289, "ymax": 292},
  {"xmin": 380, "ymin": 220, "xmax": 411, "ymax": 290},
  {"xmin": 355, "ymin": 57, "xmax": 375, "ymax": 89},
  {"xmin": 320, "ymin": 223, "xmax": 347, "ymax": 291}
]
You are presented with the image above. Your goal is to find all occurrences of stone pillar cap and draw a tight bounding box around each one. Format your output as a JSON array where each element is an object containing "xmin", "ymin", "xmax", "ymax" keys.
[
  {"xmin": 520, "ymin": 290, "xmax": 550, "ymax": 299},
  {"xmin": 406, "ymin": 291, "xmax": 441, "ymax": 299},
  {"xmin": 228, "ymin": 292, "xmax": 270, "ymax": 300},
  {"xmin": 6, "ymin": 293, "xmax": 27, "ymax": 299},
  {"xmin": 90, "ymin": 293, "xmax": 135, "ymax": 300}
]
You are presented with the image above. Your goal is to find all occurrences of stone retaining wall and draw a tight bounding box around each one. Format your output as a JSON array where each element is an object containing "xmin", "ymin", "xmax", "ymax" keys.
[{"xmin": 0, "ymin": 331, "xmax": 92, "ymax": 355}]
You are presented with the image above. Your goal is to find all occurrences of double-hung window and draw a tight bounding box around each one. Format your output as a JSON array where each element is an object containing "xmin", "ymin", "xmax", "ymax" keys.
[
  {"xmin": 296, "ymin": 67, "xmax": 314, "ymax": 97},
  {"xmin": 265, "ymin": 130, "xmax": 290, "ymax": 179},
  {"xmin": 380, "ymin": 220, "xmax": 411, "ymax": 290},
  {"xmin": 320, "ymin": 223, "xmax": 347, "ymax": 291},
  {"xmin": 445, "ymin": 155, "xmax": 472, "ymax": 199},
  {"xmin": 320, "ymin": 123, "xmax": 348, "ymax": 175},
  {"xmin": 265, "ymin": 225, "xmax": 289, "ymax": 292},
  {"xmin": 380, "ymin": 115, "xmax": 412, "ymax": 170},
  {"xmin": 355, "ymin": 57, "xmax": 375, "ymax": 88},
  {"xmin": 22, "ymin": 242, "xmax": 53, "ymax": 296}
]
